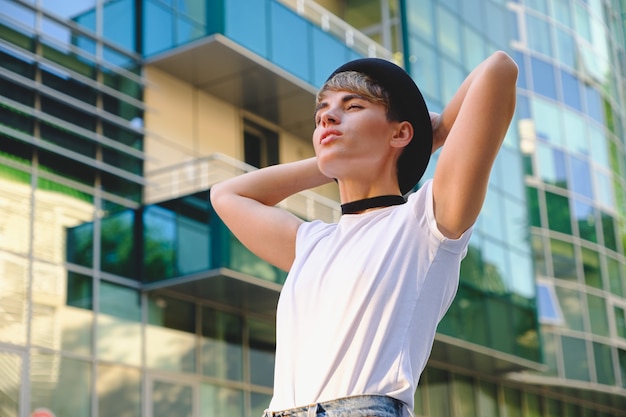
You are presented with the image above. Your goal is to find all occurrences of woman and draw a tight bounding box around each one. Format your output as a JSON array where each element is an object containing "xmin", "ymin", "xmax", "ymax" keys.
[{"xmin": 210, "ymin": 51, "xmax": 518, "ymax": 417}]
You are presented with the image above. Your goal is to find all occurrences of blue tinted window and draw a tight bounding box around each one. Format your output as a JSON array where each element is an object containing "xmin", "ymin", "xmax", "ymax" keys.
[
  {"xmin": 516, "ymin": 94, "xmax": 530, "ymax": 119},
  {"xmin": 560, "ymin": 70, "xmax": 582, "ymax": 111},
  {"xmin": 436, "ymin": 6, "xmax": 461, "ymax": 60},
  {"xmin": 144, "ymin": 0, "xmax": 174, "ymax": 56},
  {"xmin": 311, "ymin": 27, "xmax": 351, "ymax": 87},
  {"xmin": 570, "ymin": 156, "xmax": 593, "ymax": 199},
  {"xmin": 527, "ymin": 14, "xmax": 552, "ymax": 56},
  {"xmin": 103, "ymin": 0, "xmax": 135, "ymax": 51},
  {"xmin": 177, "ymin": 16, "xmax": 204, "ymax": 45},
  {"xmin": 513, "ymin": 51, "xmax": 527, "ymax": 89},
  {"xmin": 537, "ymin": 283, "xmax": 562, "ymax": 324},
  {"xmin": 224, "ymin": 0, "xmax": 267, "ymax": 57},
  {"xmin": 270, "ymin": 2, "xmax": 310, "ymax": 81},
  {"xmin": 531, "ymin": 57, "xmax": 557, "ymax": 99},
  {"xmin": 555, "ymin": 28, "xmax": 576, "ymax": 69},
  {"xmin": 408, "ymin": 39, "xmax": 438, "ymax": 101},
  {"xmin": 573, "ymin": 198, "xmax": 597, "ymax": 242},
  {"xmin": 585, "ymin": 85, "xmax": 604, "ymax": 124},
  {"xmin": 538, "ymin": 144, "xmax": 567, "ymax": 187}
]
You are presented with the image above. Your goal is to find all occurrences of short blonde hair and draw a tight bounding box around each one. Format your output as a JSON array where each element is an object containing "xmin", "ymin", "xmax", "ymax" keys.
[{"xmin": 316, "ymin": 71, "xmax": 396, "ymax": 120}]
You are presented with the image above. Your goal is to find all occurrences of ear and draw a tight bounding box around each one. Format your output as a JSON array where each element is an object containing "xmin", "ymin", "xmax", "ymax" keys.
[{"xmin": 390, "ymin": 121, "xmax": 413, "ymax": 148}]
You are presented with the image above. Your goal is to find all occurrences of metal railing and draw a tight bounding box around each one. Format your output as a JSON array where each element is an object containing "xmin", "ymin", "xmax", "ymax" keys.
[
  {"xmin": 145, "ymin": 153, "xmax": 341, "ymax": 223},
  {"xmin": 277, "ymin": 0, "xmax": 395, "ymax": 62}
]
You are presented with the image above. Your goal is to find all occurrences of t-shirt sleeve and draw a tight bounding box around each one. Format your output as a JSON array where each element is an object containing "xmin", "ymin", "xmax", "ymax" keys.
[
  {"xmin": 410, "ymin": 179, "xmax": 473, "ymax": 255},
  {"xmin": 294, "ymin": 220, "xmax": 333, "ymax": 257}
]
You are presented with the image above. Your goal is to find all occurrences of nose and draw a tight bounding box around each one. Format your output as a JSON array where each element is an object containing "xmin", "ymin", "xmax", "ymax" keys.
[{"xmin": 319, "ymin": 107, "xmax": 339, "ymax": 127}]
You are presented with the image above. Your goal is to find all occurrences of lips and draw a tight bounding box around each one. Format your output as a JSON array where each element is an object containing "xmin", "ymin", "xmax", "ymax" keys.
[{"xmin": 320, "ymin": 129, "xmax": 342, "ymax": 145}]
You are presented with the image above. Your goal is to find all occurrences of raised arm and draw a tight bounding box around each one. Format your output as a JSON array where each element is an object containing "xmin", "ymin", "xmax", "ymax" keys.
[
  {"xmin": 210, "ymin": 157, "xmax": 332, "ymax": 271},
  {"xmin": 431, "ymin": 51, "xmax": 518, "ymax": 238}
]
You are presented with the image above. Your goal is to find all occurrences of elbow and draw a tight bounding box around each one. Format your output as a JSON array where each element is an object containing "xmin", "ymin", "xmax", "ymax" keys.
[
  {"xmin": 209, "ymin": 181, "xmax": 227, "ymax": 215},
  {"xmin": 490, "ymin": 51, "xmax": 519, "ymax": 83}
]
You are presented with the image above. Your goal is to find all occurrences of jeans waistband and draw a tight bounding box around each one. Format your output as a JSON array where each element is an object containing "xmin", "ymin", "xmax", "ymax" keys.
[{"xmin": 262, "ymin": 395, "xmax": 404, "ymax": 417}]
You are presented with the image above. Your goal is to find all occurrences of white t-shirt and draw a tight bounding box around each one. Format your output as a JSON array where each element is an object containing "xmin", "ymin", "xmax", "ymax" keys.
[{"xmin": 268, "ymin": 180, "xmax": 473, "ymax": 413}]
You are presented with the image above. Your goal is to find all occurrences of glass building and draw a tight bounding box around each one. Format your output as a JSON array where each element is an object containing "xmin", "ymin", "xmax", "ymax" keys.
[{"xmin": 0, "ymin": 0, "xmax": 625, "ymax": 416}]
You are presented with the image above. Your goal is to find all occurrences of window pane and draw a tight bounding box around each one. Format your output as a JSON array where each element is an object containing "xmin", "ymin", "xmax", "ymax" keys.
[
  {"xmin": 601, "ymin": 212, "xmax": 617, "ymax": 251},
  {"xmin": 152, "ymin": 380, "xmax": 192, "ymax": 417},
  {"xmin": 427, "ymin": 368, "xmax": 451, "ymax": 417},
  {"xmin": 570, "ymin": 156, "xmax": 593, "ymax": 199},
  {"xmin": 98, "ymin": 364, "xmax": 141, "ymax": 417},
  {"xmin": 620, "ymin": 349, "xmax": 626, "ymax": 389},
  {"xmin": 537, "ymin": 144, "xmax": 567, "ymax": 188},
  {"xmin": 537, "ymin": 283, "xmax": 562, "ymax": 323},
  {"xmin": 607, "ymin": 257, "xmax": 623, "ymax": 296},
  {"xmin": 593, "ymin": 342, "xmax": 615, "ymax": 385},
  {"xmin": 436, "ymin": 6, "xmax": 461, "ymax": 60},
  {"xmin": 504, "ymin": 387, "xmax": 522, "ymax": 417},
  {"xmin": 0, "ymin": 351, "xmax": 20, "ymax": 417},
  {"xmin": 581, "ymin": 248, "xmax": 602, "ymax": 289},
  {"xmin": 573, "ymin": 199, "xmax": 597, "ymax": 243},
  {"xmin": 545, "ymin": 192, "xmax": 572, "ymax": 234},
  {"xmin": 563, "ymin": 109, "xmax": 587, "ymax": 153},
  {"xmin": 200, "ymin": 384, "xmax": 244, "ymax": 417},
  {"xmin": 101, "ymin": 209, "xmax": 138, "ymax": 278},
  {"xmin": 587, "ymin": 294, "xmax": 609, "ymax": 337},
  {"xmin": 270, "ymin": 2, "xmax": 310, "ymax": 80},
  {"xmin": 533, "ymin": 98, "xmax": 563, "ymax": 145},
  {"xmin": 455, "ymin": 375, "xmax": 477, "ymax": 416},
  {"xmin": 527, "ymin": 14, "xmax": 552, "ymax": 56},
  {"xmin": 477, "ymin": 381, "xmax": 499, "ymax": 417},
  {"xmin": 561, "ymin": 335, "xmax": 590, "ymax": 381},
  {"xmin": 249, "ymin": 318, "xmax": 275, "ymax": 387},
  {"xmin": 201, "ymin": 307, "xmax": 243, "ymax": 381},
  {"xmin": 98, "ymin": 282, "xmax": 141, "ymax": 365},
  {"xmin": 147, "ymin": 295, "xmax": 196, "ymax": 372},
  {"xmin": 555, "ymin": 285, "xmax": 584, "ymax": 331},
  {"xmin": 531, "ymin": 57, "xmax": 557, "ymax": 100},
  {"xmin": 614, "ymin": 307, "xmax": 626, "ymax": 338},
  {"xmin": 556, "ymin": 29, "xmax": 576, "ymax": 70},
  {"xmin": 30, "ymin": 354, "xmax": 91, "ymax": 416}
]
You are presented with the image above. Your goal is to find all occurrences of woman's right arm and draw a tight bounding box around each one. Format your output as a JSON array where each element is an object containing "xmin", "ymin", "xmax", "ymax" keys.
[{"xmin": 210, "ymin": 157, "xmax": 332, "ymax": 271}]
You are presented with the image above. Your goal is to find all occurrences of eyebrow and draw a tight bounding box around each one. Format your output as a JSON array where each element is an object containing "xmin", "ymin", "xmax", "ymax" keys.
[{"xmin": 314, "ymin": 93, "xmax": 367, "ymax": 119}]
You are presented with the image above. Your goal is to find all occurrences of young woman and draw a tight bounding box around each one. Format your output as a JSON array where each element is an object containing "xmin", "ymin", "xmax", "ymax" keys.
[{"xmin": 210, "ymin": 51, "xmax": 518, "ymax": 417}]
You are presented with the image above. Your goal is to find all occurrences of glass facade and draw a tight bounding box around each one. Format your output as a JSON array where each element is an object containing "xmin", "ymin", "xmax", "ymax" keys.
[{"xmin": 2, "ymin": 0, "xmax": 626, "ymax": 416}]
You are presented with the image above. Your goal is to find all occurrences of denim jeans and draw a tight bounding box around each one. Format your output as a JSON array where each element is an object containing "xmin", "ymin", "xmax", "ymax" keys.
[{"xmin": 262, "ymin": 395, "xmax": 404, "ymax": 417}]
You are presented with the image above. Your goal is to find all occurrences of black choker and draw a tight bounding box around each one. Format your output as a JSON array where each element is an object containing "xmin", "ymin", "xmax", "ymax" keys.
[{"xmin": 341, "ymin": 195, "xmax": 406, "ymax": 215}]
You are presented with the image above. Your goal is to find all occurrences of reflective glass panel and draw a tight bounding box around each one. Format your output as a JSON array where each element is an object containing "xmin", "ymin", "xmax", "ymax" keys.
[
  {"xmin": 552, "ymin": 0, "xmax": 572, "ymax": 27},
  {"xmin": 251, "ymin": 392, "xmax": 273, "ymax": 417},
  {"xmin": 551, "ymin": 238, "xmax": 577, "ymax": 281},
  {"xmin": 408, "ymin": 39, "xmax": 438, "ymax": 100},
  {"xmin": 407, "ymin": 0, "xmax": 434, "ymax": 41},
  {"xmin": 152, "ymin": 380, "xmax": 192, "ymax": 417},
  {"xmin": 144, "ymin": 0, "xmax": 175, "ymax": 56},
  {"xmin": 98, "ymin": 364, "xmax": 141, "ymax": 417},
  {"xmin": 270, "ymin": 2, "xmax": 310, "ymax": 80},
  {"xmin": 147, "ymin": 295, "xmax": 196, "ymax": 372},
  {"xmin": 570, "ymin": 156, "xmax": 593, "ymax": 199},
  {"xmin": 100, "ymin": 209, "xmax": 138, "ymax": 278},
  {"xmin": 537, "ymin": 283, "xmax": 562, "ymax": 323},
  {"xmin": 593, "ymin": 342, "xmax": 615, "ymax": 385},
  {"xmin": 0, "ymin": 351, "xmax": 20, "ymax": 417},
  {"xmin": 531, "ymin": 234, "xmax": 547, "ymax": 276},
  {"xmin": 527, "ymin": 14, "xmax": 551, "ymax": 56},
  {"xmin": 502, "ymin": 196, "xmax": 527, "ymax": 252},
  {"xmin": 455, "ymin": 375, "xmax": 477, "ymax": 416},
  {"xmin": 540, "ymin": 329, "xmax": 559, "ymax": 376},
  {"xmin": 531, "ymin": 57, "xmax": 557, "ymax": 100},
  {"xmin": 600, "ymin": 212, "xmax": 617, "ymax": 251},
  {"xmin": 587, "ymin": 294, "xmax": 609, "ymax": 337},
  {"xmin": 616, "ymin": 307, "xmax": 626, "ymax": 339},
  {"xmin": 620, "ymin": 349, "xmax": 626, "ymax": 389},
  {"xmin": 426, "ymin": 368, "xmax": 451, "ymax": 417},
  {"xmin": 563, "ymin": 109, "xmax": 587, "ymax": 154},
  {"xmin": 504, "ymin": 387, "xmax": 522, "ymax": 417},
  {"xmin": 545, "ymin": 191, "xmax": 571, "ymax": 234},
  {"xmin": 581, "ymin": 248, "xmax": 601, "ymax": 289},
  {"xmin": 526, "ymin": 392, "xmax": 541, "ymax": 417},
  {"xmin": 248, "ymin": 318, "xmax": 275, "ymax": 387},
  {"xmin": 573, "ymin": 199, "xmax": 597, "ymax": 243},
  {"xmin": 436, "ymin": 6, "xmax": 460, "ymax": 60},
  {"xmin": 224, "ymin": 0, "xmax": 268, "ymax": 57},
  {"xmin": 588, "ymin": 127, "xmax": 609, "ymax": 168},
  {"xmin": 585, "ymin": 85, "xmax": 603, "ymax": 124},
  {"xmin": 201, "ymin": 307, "xmax": 243, "ymax": 381},
  {"xmin": 533, "ymin": 98, "xmax": 563, "ymax": 145},
  {"xmin": 200, "ymin": 384, "xmax": 244, "ymax": 417},
  {"xmin": 537, "ymin": 144, "xmax": 567, "ymax": 188},
  {"xmin": 31, "ymin": 266, "xmax": 93, "ymax": 356},
  {"xmin": 30, "ymin": 353, "xmax": 91, "ymax": 416},
  {"xmin": 555, "ymin": 285, "xmax": 584, "ymax": 331},
  {"xmin": 556, "ymin": 29, "xmax": 576, "ymax": 70},
  {"xmin": 477, "ymin": 381, "xmax": 499, "ymax": 417},
  {"xmin": 98, "ymin": 282, "xmax": 142, "ymax": 366},
  {"xmin": 561, "ymin": 335, "xmax": 590, "ymax": 381},
  {"xmin": 607, "ymin": 257, "xmax": 623, "ymax": 296}
]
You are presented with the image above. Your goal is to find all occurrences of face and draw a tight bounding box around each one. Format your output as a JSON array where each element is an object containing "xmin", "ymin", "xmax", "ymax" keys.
[{"xmin": 313, "ymin": 90, "xmax": 404, "ymax": 182}]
